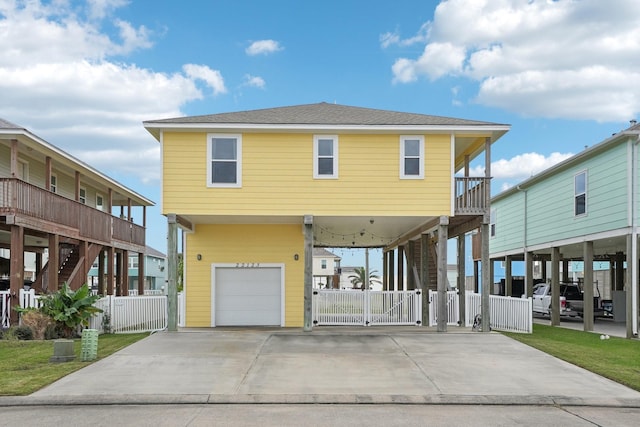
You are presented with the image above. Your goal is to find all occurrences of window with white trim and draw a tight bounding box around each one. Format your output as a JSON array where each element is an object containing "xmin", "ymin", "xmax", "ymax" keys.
[
  {"xmin": 574, "ymin": 171, "xmax": 587, "ymax": 216},
  {"xmin": 321, "ymin": 259, "xmax": 327, "ymax": 269},
  {"xmin": 400, "ymin": 136, "xmax": 424, "ymax": 179},
  {"xmin": 207, "ymin": 134, "xmax": 242, "ymax": 187},
  {"xmin": 79, "ymin": 187, "xmax": 87, "ymax": 204},
  {"xmin": 50, "ymin": 174, "xmax": 57, "ymax": 193},
  {"xmin": 96, "ymin": 194, "xmax": 104, "ymax": 211},
  {"xmin": 313, "ymin": 135, "xmax": 338, "ymax": 178}
]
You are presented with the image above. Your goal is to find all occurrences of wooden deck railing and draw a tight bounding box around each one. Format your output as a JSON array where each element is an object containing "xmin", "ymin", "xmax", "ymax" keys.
[
  {"xmin": 455, "ymin": 177, "xmax": 491, "ymax": 215},
  {"xmin": 0, "ymin": 178, "xmax": 144, "ymax": 247}
]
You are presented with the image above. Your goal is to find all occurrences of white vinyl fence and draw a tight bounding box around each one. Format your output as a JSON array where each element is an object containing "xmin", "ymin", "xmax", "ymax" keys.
[
  {"xmin": 127, "ymin": 289, "xmax": 165, "ymax": 296},
  {"xmin": 312, "ymin": 290, "xmax": 422, "ymax": 326},
  {"xmin": 0, "ymin": 291, "xmax": 10, "ymax": 328},
  {"xmin": 465, "ymin": 293, "xmax": 533, "ymax": 333},
  {"xmin": 88, "ymin": 295, "xmax": 167, "ymax": 334}
]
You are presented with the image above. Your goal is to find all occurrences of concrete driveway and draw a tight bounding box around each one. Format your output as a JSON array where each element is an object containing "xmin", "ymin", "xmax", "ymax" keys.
[{"xmin": 7, "ymin": 327, "xmax": 640, "ymax": 406}]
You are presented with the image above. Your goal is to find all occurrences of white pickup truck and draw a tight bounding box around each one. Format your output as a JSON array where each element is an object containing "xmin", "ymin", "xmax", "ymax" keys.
[{"xmin": 530, "ymin": 283, "xmax": 580, "ymax": 317}]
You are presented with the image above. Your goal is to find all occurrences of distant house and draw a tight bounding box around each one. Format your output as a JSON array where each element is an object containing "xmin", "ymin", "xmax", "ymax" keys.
[
  {"xmin": 144, "ymin": 102, "xmax": 508, "ymax": 329},
  {"xmin": 88, "ymin": 246, "xmax": 167, "ymax": 293},
  {"xmin": 312, "ymin": 248, "xmax": 340, "ymax": 288},
  {"xmin": 1, "ymin": 118, "xmax": 153, "ymax": 323},
  {"xmin": 488, "ymin": 120, "xmax": 640, "ymax": 337}
]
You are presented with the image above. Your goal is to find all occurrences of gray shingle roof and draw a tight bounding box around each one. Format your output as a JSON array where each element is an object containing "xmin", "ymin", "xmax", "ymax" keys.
[
  {"xmin": 313, "ymin": 247, "xmax": 340, "ymax": 258},
  {"xmin": 145, "ymin": 102, "xmax": 504, "ymax": 127},
  {"xmin": 0, "ymin": 118, "xmax": 22, "ymax": 129}
]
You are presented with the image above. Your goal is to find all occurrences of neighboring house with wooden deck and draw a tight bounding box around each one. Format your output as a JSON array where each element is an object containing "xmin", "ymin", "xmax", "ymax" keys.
[
  {"xmin": 0, "ymin": 118, "xmax": 153, "ymax": 323},
  {"xmin": 144, "ymin": 103, "xmax": 509, "ymax": 331},
  {"xmin": 489, "ymin": 120, "xmax": 640, "ymax": 338}
]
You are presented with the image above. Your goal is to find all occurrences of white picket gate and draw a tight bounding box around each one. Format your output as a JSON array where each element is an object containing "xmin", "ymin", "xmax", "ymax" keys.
[
  {"xmin": 428, "ymin": 290, "xmax": 460, "ymax": 326},
  {"xmin": 312, "ymin": 289, "xmax": 422, "ymax": 326}
]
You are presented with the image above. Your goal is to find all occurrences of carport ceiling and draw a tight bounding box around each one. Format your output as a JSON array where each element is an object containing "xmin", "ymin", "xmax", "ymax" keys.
[{"xmin": 183, "ymin": 214, "xmax": 434, "ymax": 248}]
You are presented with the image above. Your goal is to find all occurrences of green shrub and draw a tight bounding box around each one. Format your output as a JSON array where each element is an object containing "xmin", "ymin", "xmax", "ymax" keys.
[
  {"xmin": 13, "ymin": 326, "xmax": 34, "ymax": 340},
  {"xmin": 37, "ymin": 283, "xmax": 102, "ymax": 338}
]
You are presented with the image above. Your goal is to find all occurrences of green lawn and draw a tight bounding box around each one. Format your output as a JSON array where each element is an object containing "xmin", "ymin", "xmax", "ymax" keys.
[
  {"xmin": 503, "ymin": 324, "xmax": 640, "ymax": 392},
  {"xmin": 0, "ymin": 333, "xmax": 148, "ymax": 396}
]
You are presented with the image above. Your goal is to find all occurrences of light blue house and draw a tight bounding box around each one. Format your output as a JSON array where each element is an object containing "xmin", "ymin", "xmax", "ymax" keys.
[
  {"xmin": 489, "ymin": 120, "xmax": 639, "ymax": 338},
  {"xmin": 89, "ymin": 246, "xmax": 167, "ymax": 293}
]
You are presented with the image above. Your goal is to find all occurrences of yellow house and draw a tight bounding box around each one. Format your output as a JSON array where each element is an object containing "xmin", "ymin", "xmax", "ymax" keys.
[{"xmin": 144, "ymin": 103, "xmax": 509, "ymax": 330}]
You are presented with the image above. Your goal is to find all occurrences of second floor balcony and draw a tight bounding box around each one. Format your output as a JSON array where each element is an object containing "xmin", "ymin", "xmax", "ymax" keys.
[
  {"xmin": 0, "ymin": 178, "xmax": 145, "ymax": 248},
  {"xmin": 455, "ymin": 177, "xmax": 491, "ymax": 215}
]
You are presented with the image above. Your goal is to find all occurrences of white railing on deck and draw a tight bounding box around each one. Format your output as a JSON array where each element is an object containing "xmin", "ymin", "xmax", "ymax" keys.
[
  {"xmin": 312, "ymin": 290, "xmax": 422, "ymax": 326},
  {"xmin": 428, "ymin": 290, "xmax": 460, "ymax": 326},
  {"xmin": 465, "ymin": 293, "xmax": 532, "ymax": 333}
]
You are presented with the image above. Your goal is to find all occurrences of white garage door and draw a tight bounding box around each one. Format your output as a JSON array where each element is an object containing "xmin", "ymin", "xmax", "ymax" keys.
[{"xmin": 213, "ymin": 266, "xmax": 283, "ymax": 326}]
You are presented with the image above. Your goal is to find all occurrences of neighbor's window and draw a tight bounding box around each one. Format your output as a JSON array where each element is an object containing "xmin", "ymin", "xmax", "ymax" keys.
[
  {"xmin": 574, "ymin": 171, "xmax": 587, "ymax": 216},
  {"xmin": 79, "ymin": 187, "xmax": 87, "ymax": 204},
  {"xmin": 321, "ymin": 259, "xmax": 327, "ymax": 269},
  {"xmin": 314, "ymin": 135, "xmax": 338, "ymax": 179},
  {"xmin": 50, "ymin": 174, "xmax": 57, "ymax": 193},
  {"xmin": 490, "ymin": 208, "xmax": 497, "ymax": 237},
  {"xmin": 207, "ymin": 134, "xmax": 242, "ymax": 187},
  {"xmin": 400, "ymin": 136, "xmax": 424, "ymax": 179},
  {"xmin": 96, "ymin": 194, "xmax": 104, "ymax": 211}
]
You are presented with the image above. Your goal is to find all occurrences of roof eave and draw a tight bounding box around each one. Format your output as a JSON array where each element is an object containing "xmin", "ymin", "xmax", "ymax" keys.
[
  {"xmin": 144, "ymin": 122, "xmax": 510, "ymax": 141},
  {"xmin": 1, "ymin": 128, "xmax": 154, "ymax": 207}
]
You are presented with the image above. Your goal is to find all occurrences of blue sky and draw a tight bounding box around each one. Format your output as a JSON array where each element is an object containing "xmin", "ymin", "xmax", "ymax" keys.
[{"xmin": 1, "ymin": 0, "xmax": 640, "ymax": 271}]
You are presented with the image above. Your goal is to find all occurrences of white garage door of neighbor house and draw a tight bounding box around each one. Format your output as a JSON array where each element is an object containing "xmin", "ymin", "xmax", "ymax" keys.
[{"xmin": 213, "ymin": 266, "xmax": 283, "ymax": 326}]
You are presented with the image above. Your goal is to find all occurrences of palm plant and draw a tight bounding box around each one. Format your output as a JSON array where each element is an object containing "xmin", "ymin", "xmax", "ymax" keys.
[{"xmin": 348, "ymin": 267, "xmax": 381, "ymax": 290}]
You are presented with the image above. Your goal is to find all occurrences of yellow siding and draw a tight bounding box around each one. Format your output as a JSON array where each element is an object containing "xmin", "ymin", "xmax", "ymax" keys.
[
  {"xmin": 162, "ymin": 132, "xmax": 452, "ymax": 216},
  {"xmin": 184, "ymin": 224, "xmax": 304, "ymax": 327}
]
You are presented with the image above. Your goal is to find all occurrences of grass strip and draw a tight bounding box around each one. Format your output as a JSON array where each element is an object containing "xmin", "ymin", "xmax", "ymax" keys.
[
  {"xmin": 503, "ymin": 324, "xmax": 640, "ymax": 392},
  {"xmin": 0, "ymin": 333, "xmax": 148, "ymax": 396}
]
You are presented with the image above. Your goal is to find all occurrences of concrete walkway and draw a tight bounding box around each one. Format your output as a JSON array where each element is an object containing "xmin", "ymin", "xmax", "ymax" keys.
[{"xmin": 3, "ymin": 327, "xmax": 640, "ymax": 407}]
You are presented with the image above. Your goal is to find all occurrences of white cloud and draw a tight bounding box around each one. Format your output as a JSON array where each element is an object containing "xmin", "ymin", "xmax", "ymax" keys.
[
  {"xmin": 243, "ymin": 74, "xmax": 265, "ymax": 89},
  {"xmin": 183, "ymin": 64, "xmax": 227, "ymax": 95},
  {"xmin": 0, "ymin": 1, "xmax": 228, "ymax": 184},
  {"xmin": 469, "ymin": 152, "xmax": 574, "ymax": 181},
  {"xmin": 380, "ymin": 23, "xmax": 430, "ymax": 48},
  {"xmin": 245, "ymin": 39, "xmax": 283, "ymax": 56},
  {"xmin": 389, "ymin": 0, "xmax": 640, "ymax": 122}
]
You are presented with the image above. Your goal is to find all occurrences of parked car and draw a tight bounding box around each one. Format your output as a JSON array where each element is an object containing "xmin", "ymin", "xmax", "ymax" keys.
[
  {"xmin": 528, "ymin": 282, "xmax": 578, "ymax": 317},
  {"xmin": 528, "ymin": 282, "xmax": 608, "ymax": 318}
]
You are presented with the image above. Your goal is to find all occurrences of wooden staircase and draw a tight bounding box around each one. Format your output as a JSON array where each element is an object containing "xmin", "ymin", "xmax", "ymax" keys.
[{"xmin": 33, "ymin": 243, "xmax": 104, "ymax": 291}]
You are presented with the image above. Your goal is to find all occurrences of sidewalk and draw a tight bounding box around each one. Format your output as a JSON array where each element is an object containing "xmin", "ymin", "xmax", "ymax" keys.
[{"xmin": 3, "ymin": 327, "xmax": 640, "ymax": 407}]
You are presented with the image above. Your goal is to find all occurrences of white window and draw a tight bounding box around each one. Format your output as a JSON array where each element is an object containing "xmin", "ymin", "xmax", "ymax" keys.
[
  {"xmin": 17, "ymin": 158, "xmax": 29, "ymax": 180},
  {"xmin": 96, "ymin": 194, "xmax": 104, "ymax": 211},
  {"xmin": 207, "ymin": 134, "xmax": 242, "ymax": 187},
  {"xmin": 400, "ymin": 136, "xmax": 424, "ymax": 179},
  {"xmin": 79, "ymin": 187, "xmax": 87, "ymax": 204},
  {"xmin": 321, "ymin": 259, "xmax": 327, "ymax": 269},
  {"xmin": 313, "ymin": 135, "xmax": 338, "ymax": 179},
  {"xmin": 50, "ymin": 174, "xmax": 57, "ymax": 193},
  {"xmin": 574, "ymin": 171, "xmax": 587, "ymax": 216}
]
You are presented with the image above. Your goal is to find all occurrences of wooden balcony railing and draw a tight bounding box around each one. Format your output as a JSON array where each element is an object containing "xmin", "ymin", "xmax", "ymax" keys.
[
  {"xmin": 455, "ymin": 177, "xmax": 491, "ymax": 215},
  {"xmin": 0, "ymin": 178, "xmax": 144, "ymax": 247}
]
